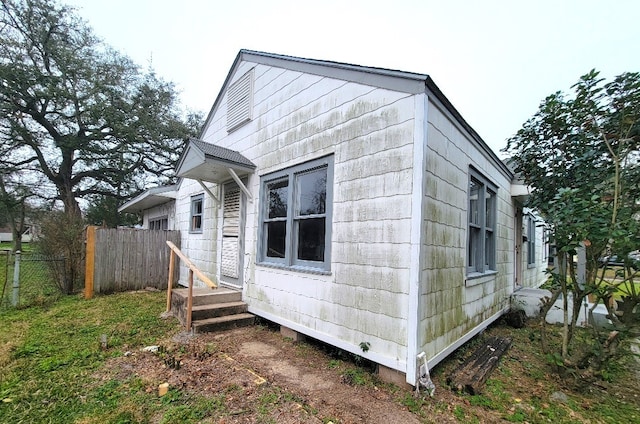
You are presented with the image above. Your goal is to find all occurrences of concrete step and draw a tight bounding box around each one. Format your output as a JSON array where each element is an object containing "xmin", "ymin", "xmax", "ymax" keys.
[
  {"xmin": 191, "ymin": 301, "xmax": 248, "ymax": 321},
  {"xmin": 192, "ymin": 313, "xmax": 255, "ymax": 334}
]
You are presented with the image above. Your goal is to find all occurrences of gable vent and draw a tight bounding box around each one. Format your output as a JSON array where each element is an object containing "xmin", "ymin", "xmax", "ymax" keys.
[{"xmin": 226, "ymin": 69, "xmax": 254, "ymax": 132}]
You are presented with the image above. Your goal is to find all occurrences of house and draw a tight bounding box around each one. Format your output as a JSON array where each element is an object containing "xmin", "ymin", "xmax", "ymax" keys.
[
  {"xmin": 0, "ymin": 225, "xmax": 34, "ymax": 243},
  {"xmin": 120, "ymin": 50, "xmax": 547, "ymax": 386}
]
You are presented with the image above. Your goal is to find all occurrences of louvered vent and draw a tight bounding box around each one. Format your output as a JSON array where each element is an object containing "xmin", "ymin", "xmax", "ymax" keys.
[
  {"xmin": 226, "ymin": 69, "xmax": 254, "ymax": 132},
  {"xmin": 221, "ymin": 187, "xmax": 241, "ymax": 278}
]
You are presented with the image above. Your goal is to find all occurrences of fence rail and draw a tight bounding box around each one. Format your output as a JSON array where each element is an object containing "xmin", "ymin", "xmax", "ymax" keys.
[{"xmin": 85, "ymin": 227, "xmax": 181, "ymax": 295}]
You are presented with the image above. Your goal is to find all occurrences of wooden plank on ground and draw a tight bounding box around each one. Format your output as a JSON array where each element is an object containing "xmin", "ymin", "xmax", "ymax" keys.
[{"xmin": 447, "ymin": 336, "xmax": 512, "ymax": 395}]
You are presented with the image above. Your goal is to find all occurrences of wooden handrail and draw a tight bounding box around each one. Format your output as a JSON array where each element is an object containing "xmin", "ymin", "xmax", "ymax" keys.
[
  {"xmin": 165, "ymin": 241, "xmax": 217, "ymax": 288},
  {"xmin": 165, "ymin": 241, "xmax": 217, "ymax": 332}
]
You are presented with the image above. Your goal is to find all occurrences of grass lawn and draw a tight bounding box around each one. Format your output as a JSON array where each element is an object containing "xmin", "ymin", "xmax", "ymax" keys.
[
  {"xmin": 0, "ymin": 291, "xmax": 181, "ymax": 423},
  {"xmin": 1, "ymin": 288, "xmax": 639, "ymax": 423}
]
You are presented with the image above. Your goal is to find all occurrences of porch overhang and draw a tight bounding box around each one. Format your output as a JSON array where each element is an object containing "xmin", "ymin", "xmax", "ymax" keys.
[
  {"xmin": 176, "ymin": 138, "xmax": 256, "ymax": 184},
  {"xmin": 510, "ymin": 182, "xmax": 531, "ymax": 203},
  {"xmin": 118, "ymin": 184, "xmax": 178, "ymax": 213}
]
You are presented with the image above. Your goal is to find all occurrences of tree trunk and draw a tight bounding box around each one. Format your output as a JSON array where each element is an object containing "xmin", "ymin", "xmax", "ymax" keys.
[{"xmin": 12, "ymin": 226, "xmax": 22, "ymax": 252}]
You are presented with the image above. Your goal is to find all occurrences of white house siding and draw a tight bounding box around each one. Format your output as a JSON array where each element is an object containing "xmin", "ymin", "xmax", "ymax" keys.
[
  {"xmin": 174, "ymin": 178, "xmax": 220, "ymax": 286},
  {"xmin": 142, "ymin": 202, "xmax": 176, "ymax": 230},
  {"xmin": 189, "ymin": 60, "xmax": 417, "ymax": 371},
  {"xmin": 418, "ymin": 98, "xmax": 514, "ymax": 365},
  {"xmin": 520, "ymin": 210, "xmax": 548, "ymax": 288}
]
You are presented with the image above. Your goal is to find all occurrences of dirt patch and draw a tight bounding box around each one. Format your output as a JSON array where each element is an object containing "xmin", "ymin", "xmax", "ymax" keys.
[
  {"xmin": 98, "ymin": 325, "xmax": 421, "ymax": 423},
  {"xmin": 96, "ymin": 322, "xmax": 640, "ymax": 423}
]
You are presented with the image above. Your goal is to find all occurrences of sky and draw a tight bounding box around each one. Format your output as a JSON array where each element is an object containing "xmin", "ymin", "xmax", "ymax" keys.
[{"xmin": 65, "ymin": 0, "xmax": 640, "ymax": 155}]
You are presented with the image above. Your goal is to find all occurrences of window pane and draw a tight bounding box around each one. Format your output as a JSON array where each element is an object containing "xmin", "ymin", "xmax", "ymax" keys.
[
  {"xmin": 485, "ymin": 230, "xmax": 494, "ymax": 268},
  {"xmin": 193, "ymin": 199, "xmax": 202, "ymax": 215},
  {"xmin": 468, "ymin": 228, "xmax": 479, "ymax": 269},
  {"xmin": 268, "ymin": 180, "xmax": 288, "ymax": 219},
  {"xmin": 485, "ymin": 189, "xmax": 495, "ymax": 228},
  {"xmin": 266, "ymin": 221, "xmax": 286, "ymax": 258},
  {"xmin": 297, "ymin": 168, "xmax": 326, "ymax": 216},
  {"xmin": 469, "ymin": 179, "xmax": 480, "ymax": 225},
  {"xmin": 297, "ymin": 218, "xmax": 325, "ymax": 261}
]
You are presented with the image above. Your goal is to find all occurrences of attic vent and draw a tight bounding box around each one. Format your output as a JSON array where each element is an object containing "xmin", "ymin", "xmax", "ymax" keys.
[{"xmin": 226, "ymin": 69, "xmax": 254, "ymax": 132}]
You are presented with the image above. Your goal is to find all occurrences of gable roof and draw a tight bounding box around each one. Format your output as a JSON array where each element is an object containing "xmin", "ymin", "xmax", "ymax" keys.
[{"xmin": 201, "ymin": 49, "xmax": 512, "ymax": 180}]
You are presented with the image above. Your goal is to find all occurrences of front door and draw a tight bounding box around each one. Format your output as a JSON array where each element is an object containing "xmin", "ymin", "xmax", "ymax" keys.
[{"xmin": 220, "ymin": 182, "xmax": 244, "ymax": 287}]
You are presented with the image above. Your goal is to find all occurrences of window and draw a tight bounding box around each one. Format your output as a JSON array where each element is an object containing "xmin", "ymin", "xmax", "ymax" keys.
[
  {"xmin": 259, "ymin": 156, "xmax": 333, "ymax": 271},
  {"xmin": 467, "ymin": 170, "xmax": 497, "ymax": 275},
  {"xmin": 149, "ymin": 216, "xmax": 168, "ymax": 230},
  {"xmin": 190, "ymin": 194, "xmax": 204, "ymax": 233},
  {"xmin": 226, "ymin": 69, "xmax": 254, "ymax": 132},
  {"xmin": 527, "ymin": 215, "xmax": 536, "ymax": 266}
]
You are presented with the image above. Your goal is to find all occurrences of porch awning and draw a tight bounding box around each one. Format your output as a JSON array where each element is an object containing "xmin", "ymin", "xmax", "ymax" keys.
[
  {"xmin": 118, "ymin": 184, "xmax": 178, "ymax": 213},
  {"xmin": 175, "ymin": 138, "xmax": 256, "ymax": 183},
  {"xmin": 510, "ymin": 182, "xmax": 531, "ymax": 202}
]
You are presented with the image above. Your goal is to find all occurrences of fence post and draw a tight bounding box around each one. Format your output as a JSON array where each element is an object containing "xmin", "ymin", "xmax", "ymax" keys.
[
  {"xmin": 84, "ymin": 226, "xmax": 97, "ymax": 299},
  {"xmin": 12, "ymin": 250, "xmax": 20, "ymax": 307}
]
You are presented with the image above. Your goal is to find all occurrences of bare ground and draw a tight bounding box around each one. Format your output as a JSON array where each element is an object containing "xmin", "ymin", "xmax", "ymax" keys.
[{"xmin": 96, "ymin": 320, "xmax": 640, "ymax": 423}]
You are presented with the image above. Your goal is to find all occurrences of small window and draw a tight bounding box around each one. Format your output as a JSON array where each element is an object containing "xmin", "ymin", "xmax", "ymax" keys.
[
  {"xmin": 149, "ymin": 216, "xmax": 168, "ymax": 230},
  {"xmin": 258, "ymin": 156, "xmax": 333, "ymax": 271},
  {"xmin": 467, "ymin": 170, "xmax": 497, "ymax": 275},
  {"xmin": 190, "ymin": 194, "xmax": 204, "ymax": 233},
  {"xmin": 226, "ymin": 69, "xmax": 254, "ymax": 132},
  {"xmin": 527, "ymin": 215, "xmax": 536, "ymax": 266}
]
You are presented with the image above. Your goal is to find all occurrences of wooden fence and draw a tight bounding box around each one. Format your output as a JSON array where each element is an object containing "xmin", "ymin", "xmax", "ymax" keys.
[{"xmin": 85, "ymin": 227, "xmax": 181, "ymax": 296}]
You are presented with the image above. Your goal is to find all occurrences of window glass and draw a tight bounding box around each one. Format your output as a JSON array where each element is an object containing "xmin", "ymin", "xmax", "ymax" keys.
[
  {"xmin": 259, "ymin": 156, "xmax": 333, "ymax": 271},
  {"xmin": 297, "ymin": 218, "xmax": 325, "ymax": 261},
  {"xmin": 268, "ymin": 180, "xmax": 288, "ymax": 219},
  {"xmin": 467, "ymin": 171, "xmax": 497, "ymax": 275},
  {"xmin": 485, "ymin": 189, "xmax": 495, "ymax": 229},
  {"xmin": 266, "ymin": 221, "xmax": 286, "ymax": 258},
  {"xmin": 297, "ymin": 168, "xmax": 327, "ymax": 216},
  {"xmin": 469, "ymin": 179, "xmax": 480, "ymax": 225},
  {"xmin": 190, "ymin": 195, "xmax": 203, "ymax": 232}
]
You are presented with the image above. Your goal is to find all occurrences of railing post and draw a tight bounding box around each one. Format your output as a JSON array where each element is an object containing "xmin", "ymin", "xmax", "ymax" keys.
[
  {"xmin": 166, "ymin": 250, "xmax": 175, "ymax": 312},
  {"xmin": 186, "ymin": 269, "xmax": 194, "ymax": 331},
  {"xmin": 12, "ymin": 250, "xmax": 21, "ymax": 307}
]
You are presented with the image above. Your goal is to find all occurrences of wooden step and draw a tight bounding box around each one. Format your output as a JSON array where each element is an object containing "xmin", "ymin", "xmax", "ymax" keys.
[
  {"xmin": 170, "ymin": 287, "xmax": 243, "ymax": 325},
  {"xmin": 191, "ymin": 301, "xmax": 248, "ymax": 321},
  {"xmin": 192, "ymin": 313, "xmax": 255, "ymax": 333},
  {"xmin": 172, "ymin": 287, "xmax": 241, "ymax": 306}
]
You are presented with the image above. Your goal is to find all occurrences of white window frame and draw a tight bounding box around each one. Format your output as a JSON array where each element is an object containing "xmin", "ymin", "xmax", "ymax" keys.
[
  {"xmin": 467, "ymin": 169, "xmax": 498, "ymax": 276},
  {"xmin": 190, "ymin": 194, "xmax": 204, "ymax": 233},
  {"xmin": 258, "ymin": 156, "xmax": 333, "ymax": 273}
]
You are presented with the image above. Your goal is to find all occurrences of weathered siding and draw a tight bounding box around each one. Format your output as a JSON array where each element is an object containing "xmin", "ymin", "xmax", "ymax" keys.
[
  {"xmin": 419, "ymin": 98, "xmax": 514, "ymax": 363},
  {"xmin": 193, "ymin": 61, "xmax": 416, "ymax": 370},
  {"xmin": 520, "ymin": 209, "xmax": 548, "ymax": 288},
  {"xmin": 174, "ymin": 179, "xmax": 220, "ymax": 287},
  {"xmin": 142, "ymin": 202, "xmax": 176, "ymax": 230}
]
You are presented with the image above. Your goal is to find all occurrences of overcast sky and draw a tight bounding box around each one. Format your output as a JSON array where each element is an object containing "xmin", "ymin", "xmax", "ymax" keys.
[{"xmin": 65, "ymin": 0, "xmax": 640, "ymax": 154}]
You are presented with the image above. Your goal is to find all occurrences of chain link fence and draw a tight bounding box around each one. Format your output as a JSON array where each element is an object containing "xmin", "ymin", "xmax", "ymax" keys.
[{"xmin": 0, "ymin": 250, "xmax": 66, "ymax": 309}]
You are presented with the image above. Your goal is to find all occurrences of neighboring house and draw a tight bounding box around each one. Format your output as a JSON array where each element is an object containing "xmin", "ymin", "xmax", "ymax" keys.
[
  {"xmin": 120, "ymin": 184, "xmax": 178, "ymax": 230},
  {"xmin": 121, "ymin": 50, "xmax": 547, "ymax": 386},
  {"xmin": 0, "ymin": 225, "xmax": 34, "ymax": 243}
]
